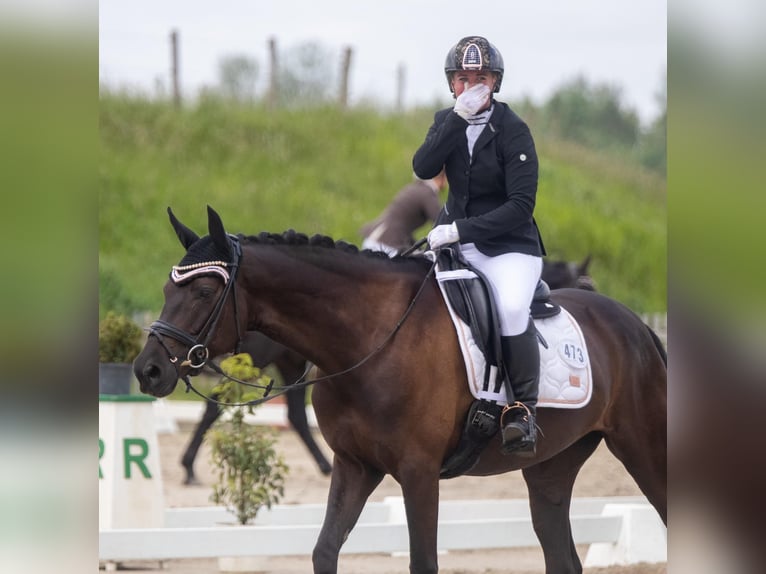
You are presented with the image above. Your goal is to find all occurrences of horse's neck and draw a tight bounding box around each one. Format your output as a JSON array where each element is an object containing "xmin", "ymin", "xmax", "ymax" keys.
[{"xmin": 239, "ymin": 244, "xmax": 413, "ymax": 371}]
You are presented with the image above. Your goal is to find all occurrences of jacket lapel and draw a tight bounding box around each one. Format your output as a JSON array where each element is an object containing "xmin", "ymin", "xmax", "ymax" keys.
[{"xmin": 471, "ymin": 104, "xmax": 502, "ymax": 163}]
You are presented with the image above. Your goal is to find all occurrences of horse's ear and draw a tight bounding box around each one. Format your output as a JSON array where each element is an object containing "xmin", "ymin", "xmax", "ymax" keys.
[
  {"xmin": 167, "ymin": 207, "xmax": 199, "ymax": 250},
  {"xmin": 207, "ymin": 205, "xmax": 233, "ymax": 261},
  {"xmin": 578, "ymin": 254, "xmax": 592, "ymax": 276}
]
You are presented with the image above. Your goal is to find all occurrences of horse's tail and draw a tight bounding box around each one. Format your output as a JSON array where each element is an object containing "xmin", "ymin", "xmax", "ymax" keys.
[{"xmin": 645, "ymin": 323, "xmax": 667, "ymax": 367}]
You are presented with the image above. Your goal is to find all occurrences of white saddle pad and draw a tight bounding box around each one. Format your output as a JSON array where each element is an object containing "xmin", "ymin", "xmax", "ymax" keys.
[{"xmin": 436, "ymin": 272, "xmax": 593, "ymax": 409}]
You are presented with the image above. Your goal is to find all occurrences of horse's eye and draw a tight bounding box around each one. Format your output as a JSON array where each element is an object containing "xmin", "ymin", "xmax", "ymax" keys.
[{"xmin": 197, "ymin": 285, "xmax": 216, "ymax": 300}]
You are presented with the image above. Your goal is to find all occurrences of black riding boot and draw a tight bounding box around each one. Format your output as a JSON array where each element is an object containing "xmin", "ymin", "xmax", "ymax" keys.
[{"xmin": 500, "ymin": 320, "xmax": 540, "ymax": 457}]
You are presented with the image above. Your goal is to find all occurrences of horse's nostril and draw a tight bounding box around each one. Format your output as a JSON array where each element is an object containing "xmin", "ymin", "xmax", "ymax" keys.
[
  {"xmin": 144, "ymin": 363, "xmax": 161, "ymax": 381},
  {"xmin": 136, "ymin": 362, "xmax": 164, "ymax": 395},
  {"xmin": 135, "ymin": 361, "xmax": 161, "ymax": 385}
]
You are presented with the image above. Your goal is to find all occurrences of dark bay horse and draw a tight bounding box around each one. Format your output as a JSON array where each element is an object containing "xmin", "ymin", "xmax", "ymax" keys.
[
  {"xmin": 134, "ymin": 207, "xmax": 667, "ymax": 574},
  {"xmin": 180, "ymin": 254, "xmax": 593, "ymax": 484}
]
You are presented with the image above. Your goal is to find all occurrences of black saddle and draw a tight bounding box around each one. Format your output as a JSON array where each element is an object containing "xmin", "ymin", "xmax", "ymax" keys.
[
  {"xmin": 436, "ymin": 247, "xmax": 560, "ymax": 364},
  {"xmin": 435, "ymin": 246, "xmax": 560, "ymax": 478}
]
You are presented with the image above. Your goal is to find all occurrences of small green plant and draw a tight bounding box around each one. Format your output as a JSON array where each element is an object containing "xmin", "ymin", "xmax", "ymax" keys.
[
  {"xmin": 98, "ymin": 311, "xmax": 143, "ymax": 363},
  {"xmin": 208, "ymin": 353, "xmax": 289, "ymax": 525}
]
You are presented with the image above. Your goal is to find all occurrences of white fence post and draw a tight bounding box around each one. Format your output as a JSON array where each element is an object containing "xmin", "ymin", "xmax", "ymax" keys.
[
  {"xmin": 99, "ymin": 395, "xmax": 165, "ymax": 530},
  {"xmin": 584, "ymin": 503, "xmax": 667, "ymax": 567}
]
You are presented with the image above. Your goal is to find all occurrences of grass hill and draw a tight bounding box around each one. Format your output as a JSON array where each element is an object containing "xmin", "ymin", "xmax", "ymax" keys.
[{"xmin": 99, "ymin": 94, "xmax": 665, "ymax": 316}]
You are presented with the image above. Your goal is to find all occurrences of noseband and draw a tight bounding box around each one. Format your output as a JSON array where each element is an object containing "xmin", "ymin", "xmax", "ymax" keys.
[{"xmin": 148, "ymin": 235, "xmax": 243, "ymax": 374}]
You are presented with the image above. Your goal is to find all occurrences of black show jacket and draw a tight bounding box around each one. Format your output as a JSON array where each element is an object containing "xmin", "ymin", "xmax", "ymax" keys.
[{"xmin": 413, "ymin": 101, "xmax": 545, "ymax": 257}]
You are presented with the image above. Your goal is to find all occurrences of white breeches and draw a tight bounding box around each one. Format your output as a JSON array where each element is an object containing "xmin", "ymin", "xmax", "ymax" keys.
[{"xmin": 460, "ymin": 243, "xmax": 542, "ymax": 336}]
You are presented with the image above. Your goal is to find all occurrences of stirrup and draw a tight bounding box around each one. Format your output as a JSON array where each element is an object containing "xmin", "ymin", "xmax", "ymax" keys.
[
  {"xmin": 500, "ymin": 402, "xmax": 537, "ymax": 457},
  {"xmin": 500, "ymin": 401, "xmax": 532, "ymax": 424}
]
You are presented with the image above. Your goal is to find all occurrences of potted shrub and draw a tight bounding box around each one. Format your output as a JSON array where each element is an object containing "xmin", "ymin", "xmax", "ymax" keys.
[
  {"xmin": 99, "ymin": 311, "xmax": 143, "ymax": 395},
  {"xmin": 208, "ymin": 353, "xmax": 289, "ymax": 572}
]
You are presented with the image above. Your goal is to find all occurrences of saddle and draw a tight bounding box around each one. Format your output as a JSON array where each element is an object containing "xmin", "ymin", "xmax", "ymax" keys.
[{"xmin": 435, "ymin": 247, "xmax": 560, "ymax": 478}]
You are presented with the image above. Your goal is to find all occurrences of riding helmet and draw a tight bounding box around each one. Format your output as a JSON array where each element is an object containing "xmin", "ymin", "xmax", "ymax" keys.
[{"xmin": 444, "ymin": 36, "xmax": 504, "ymax": 94}]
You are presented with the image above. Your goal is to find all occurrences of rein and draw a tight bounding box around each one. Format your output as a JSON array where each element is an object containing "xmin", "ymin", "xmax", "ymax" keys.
[
  {"xmin": 176, "ymin": 253, "xmax": 439, "ymax": 408},
  {"xmin": 400, "ymin": 236, "xmax": 427, "ymax": 257}
]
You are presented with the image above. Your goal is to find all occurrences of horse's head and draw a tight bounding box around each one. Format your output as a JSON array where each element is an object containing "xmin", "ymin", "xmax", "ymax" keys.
[
  {"xmin": 573, "ymin": 254, "xmax": 597, "ymax": 291},
  {"xmin": 541, "ymin": 254, "xmax": 597, "ymax": 291},
  {"xmin": 134, "ymin": 206, "xmax": 247, "ymax": 397}
]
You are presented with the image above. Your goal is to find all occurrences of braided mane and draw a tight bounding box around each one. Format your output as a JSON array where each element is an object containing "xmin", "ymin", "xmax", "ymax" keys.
[{"xmin": 240, "ymin": 230, "xmax": 399, "ymax": 261}]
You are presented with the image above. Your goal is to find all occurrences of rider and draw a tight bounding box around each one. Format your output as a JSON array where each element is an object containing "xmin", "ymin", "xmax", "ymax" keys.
[
  {"xmin": 413, "ymin": 36, "xmax": 546, "ymax": 457},
  {"xmin": 360, "ymin": 169, "xmax": 448, "ymax": 256}
]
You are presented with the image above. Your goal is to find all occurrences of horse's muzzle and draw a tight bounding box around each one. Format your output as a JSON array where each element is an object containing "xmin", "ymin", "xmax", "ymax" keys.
[{"xmin": 133, "ymin": 354, "xmax": 179, "ymax": 398}]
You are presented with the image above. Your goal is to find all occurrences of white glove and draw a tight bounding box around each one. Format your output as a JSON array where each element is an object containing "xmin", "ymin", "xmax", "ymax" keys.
[
  {"xmin": 453, "ymin": 84, "xmax": 491, "ymax": 119},
  {"xmin": 428, "ymin": 223, "xmax": 460, "ymax": 249}
]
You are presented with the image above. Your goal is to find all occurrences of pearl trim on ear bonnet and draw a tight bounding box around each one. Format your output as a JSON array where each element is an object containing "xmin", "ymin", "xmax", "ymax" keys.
[{"xmin": 170, "ymin": 236, "xmax": 233, "ymax": 285}]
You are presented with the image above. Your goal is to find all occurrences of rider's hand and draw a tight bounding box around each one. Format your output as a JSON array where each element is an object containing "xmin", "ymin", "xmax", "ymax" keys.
[
  {"xmin": 453, "ymin": 84, "xmax": 490, "ymax": 119},
  {"xmin": 428, "ymin": 223, "xmax": 460, "ymax": 249}
]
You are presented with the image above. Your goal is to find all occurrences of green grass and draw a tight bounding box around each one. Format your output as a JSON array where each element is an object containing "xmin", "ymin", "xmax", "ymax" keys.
[{"xmin": 100, "ymin": 94, "xmax": 665, "ymax": 317}]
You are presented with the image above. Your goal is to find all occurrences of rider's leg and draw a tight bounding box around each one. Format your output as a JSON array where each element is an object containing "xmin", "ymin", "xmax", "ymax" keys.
[
  {"xmin": 500, "ymin": 318, "xmax": 540, "ymax": 456},
  {"xmin": 460, "ymin": 245, "xmax": 542, "ymax": 458}
]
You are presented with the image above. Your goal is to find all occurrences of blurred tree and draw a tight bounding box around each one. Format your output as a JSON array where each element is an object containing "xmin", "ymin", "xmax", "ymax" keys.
[
  {"xmin": 278, "ymin": 41, "xmax": 335, "ymax": 107},
  {"xmin": 218, "ymin": 55, "xmax": 259, "ymax": 102},
  {"xmin": 542, "ymin": 75, "xmax": 641, "ymax": 151},
  {"xmin": 99, "ymin": 266, "xmax": 141, "ymax": 318},
  {"xmin": 639, "ymin": 73, "xmax": 667, "ymax": 175}
]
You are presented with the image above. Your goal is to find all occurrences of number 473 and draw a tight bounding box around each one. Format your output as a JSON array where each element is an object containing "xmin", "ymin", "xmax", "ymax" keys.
[{"xmin": 562, "ymin": 342, "xmax": 584, "ymax": 365}]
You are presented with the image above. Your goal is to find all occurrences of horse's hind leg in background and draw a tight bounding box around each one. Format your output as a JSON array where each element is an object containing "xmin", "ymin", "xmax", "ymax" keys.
[
  {"xmin": 522, "ymin": 431, "xmax": 604, "ymax": 574},
  {"xmin": 180, "ymin": 394, "xmax": 221, "ymax": 485},
  {"xmin": 246, "ymin": 332, "xmax": 333, "ymax": 475},
  {"xmin": 276, "ymin": 352, "xmax": 332, "ymax": 475},
  {"xmin": 179, "ymin": 385, "xmax": 332, "ymax": 484},
  {"xmin": 285, "ymin": 385, "xmax": 332, "ymax": 475}
]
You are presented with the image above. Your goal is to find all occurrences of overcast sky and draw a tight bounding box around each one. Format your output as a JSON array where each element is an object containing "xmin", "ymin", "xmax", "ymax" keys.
[{"xmin": 99, "ymin": 0, "xmax": 667, "ymax": 124}]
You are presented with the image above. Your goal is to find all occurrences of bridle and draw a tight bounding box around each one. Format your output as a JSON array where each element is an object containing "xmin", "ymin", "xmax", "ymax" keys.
[
  {"xmin": 146, "ymin": 236, "xmax": 438, "ymax": 407},
  {"xmin": 147, "ymin": 235, "xmax": 251, "ymax": 388}
]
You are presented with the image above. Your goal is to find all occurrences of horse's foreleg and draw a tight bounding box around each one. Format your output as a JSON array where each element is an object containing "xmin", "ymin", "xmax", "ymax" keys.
[
  {"xmin": 399, "ymin": 462, "xmax": 441, "ymax": 574},
  {"xmin": 312, "ymin": 454, "xmax": 383, "ymax": 574},
  {"xmin": 522, "ymin": 432, "xmax": 603, "ymax": 574},
  {"xmin": 286, "ymin": 387, "xmax": 332, "ymax": 475}
]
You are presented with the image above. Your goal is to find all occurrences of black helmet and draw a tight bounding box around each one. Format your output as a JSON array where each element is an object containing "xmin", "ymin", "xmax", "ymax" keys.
[{"xmin": 444, "ymin": 36, "xmax": 504, "ymax": 94}]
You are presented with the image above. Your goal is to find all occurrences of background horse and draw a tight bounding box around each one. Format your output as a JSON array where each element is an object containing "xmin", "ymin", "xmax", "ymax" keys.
[
  {"xmin": 542, "ymin": 254, "xmax": 596, "ymax": 291},
  {"xmin": 135, "ymin": 207, "xmax": 666, "ymax": 574},
  {"xmin": 180, "ymin": 254, "xmax": 596, "ymax": 485},
  {"xmin": 180, "ymin": 331, "xmax": 332, "ymax": 485}
]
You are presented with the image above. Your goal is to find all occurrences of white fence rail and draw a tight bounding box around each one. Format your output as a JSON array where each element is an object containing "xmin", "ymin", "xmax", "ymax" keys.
[{"xmin": 99, "ymin": 496, "xmax": 666, "ymax": 566}]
